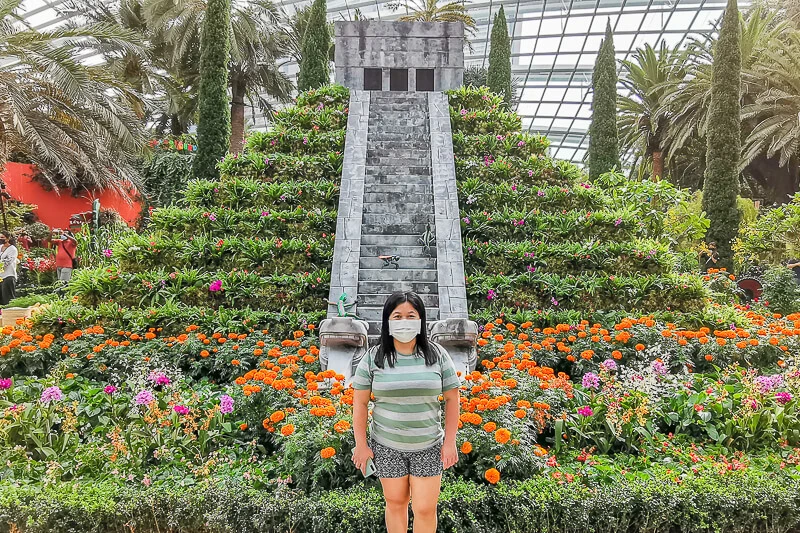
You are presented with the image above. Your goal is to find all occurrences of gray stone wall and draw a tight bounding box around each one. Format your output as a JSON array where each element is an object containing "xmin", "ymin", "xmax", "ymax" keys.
[
  {"xmin": 327, "ymin": 90, "xmax": 370, "ymax": 317},
  {"xmin": 334, "ymin": 21, "xmax": 464, "ymax": 92},
  {"xmin": 428, "ymin": 92, "xmax": 468, "ymax": 319}
]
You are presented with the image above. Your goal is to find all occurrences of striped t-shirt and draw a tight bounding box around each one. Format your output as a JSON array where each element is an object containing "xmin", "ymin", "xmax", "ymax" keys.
[{"xmin": 352, "ymin": 342, "xmax": 461, "ymax": 452}]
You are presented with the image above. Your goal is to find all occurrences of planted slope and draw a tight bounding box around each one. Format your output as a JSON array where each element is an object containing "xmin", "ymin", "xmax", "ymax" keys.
[
  {"xmin": 448, "ymin": 87, "xmax": 708, "ymax": 321},
  {"xmin": 61, "ymin": 86, "xmax": 349, "ymax": 334}
]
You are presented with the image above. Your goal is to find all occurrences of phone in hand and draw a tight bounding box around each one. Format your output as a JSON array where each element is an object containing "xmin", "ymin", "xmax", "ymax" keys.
[{"xmin": 363, "ymin": 457, "xmax": 376, "ymax": 478}]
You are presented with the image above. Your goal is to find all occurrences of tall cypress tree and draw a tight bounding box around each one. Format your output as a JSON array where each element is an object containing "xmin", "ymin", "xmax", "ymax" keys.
[
  {"xmin": 192, "ymin": 0, "xmax": 231, "ymax": 181},
  {"xmin": 298, "ymin": 0, "xmax": 330, "ymax": 92},
  {"xmin": 487, "ymin": 6, "xmax": 512, "ymax": 106},
  {"xmin": 588, "ymin": 21, "xmax": 621, "ymax": 180},
  {"xmin": 702, "ymin": 0, "xmax": 741, "ymax": 269}
]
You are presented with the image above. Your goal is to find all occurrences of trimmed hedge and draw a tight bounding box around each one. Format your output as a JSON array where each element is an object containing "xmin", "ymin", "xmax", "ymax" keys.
[{"xmin": 2, "ymin": 472, "xmax": 800, "ymax": 533}]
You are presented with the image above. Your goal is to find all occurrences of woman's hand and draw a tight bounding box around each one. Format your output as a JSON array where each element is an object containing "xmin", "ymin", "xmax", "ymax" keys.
[
  {"xmin": 441, "ymin": 441, "xmax": 458, "ymax": 470},
  {"xmin": 352, "ymin": 443, "xmax": 374, "ymax": 474}
]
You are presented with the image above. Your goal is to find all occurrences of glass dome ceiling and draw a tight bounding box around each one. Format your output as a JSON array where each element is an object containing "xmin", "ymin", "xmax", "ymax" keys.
[{"xmin": 17, "ymin": 0, "xmax": 744, "ymax": 163}]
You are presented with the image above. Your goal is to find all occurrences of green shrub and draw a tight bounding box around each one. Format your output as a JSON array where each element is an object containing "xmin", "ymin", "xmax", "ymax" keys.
[
  {"xmin": 487, "ymin": 6, "xmax": 512, "ymax": 106},
  {"xmin": 297, "ymin": 0, "xmax": 331, "ymax": 91},
  {"xmin": 702, "ymin": 0, "xmax": 742, "ymax": 268},
  {"xmin": 2, "ymin": 471, "xmax": 800, "ymax": 533},
  {"xmin": 588, "ymin": 21, "xmax": 621, "ymax": 180},
  {"xmin": 760, "ymin": 265, "xmax": 800, "ymax": 315},
  {"xmin": 192, "ymin": 0, "xmax": 231, "ymax": 181}
]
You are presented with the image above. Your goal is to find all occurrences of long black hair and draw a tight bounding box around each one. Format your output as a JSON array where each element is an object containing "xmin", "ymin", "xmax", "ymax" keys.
[
  {"xmin": 375, "ymin": 291, "xmax": 436, "ymax": 369},
  {"xmin": 0, "ymin": 232, "xmax": 14, "ymax": 245}
]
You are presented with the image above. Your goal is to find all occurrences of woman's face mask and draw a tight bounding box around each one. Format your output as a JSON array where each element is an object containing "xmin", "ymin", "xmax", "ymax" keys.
[{"xmin": 388, "ymin": 319, "xmax": 421, "ymax": 343}]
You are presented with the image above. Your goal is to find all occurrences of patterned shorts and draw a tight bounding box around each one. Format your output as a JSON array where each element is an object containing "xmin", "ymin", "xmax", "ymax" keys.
[{"xmin": 370, "ymin": 439, "xmax": 443, "ymax": 479}]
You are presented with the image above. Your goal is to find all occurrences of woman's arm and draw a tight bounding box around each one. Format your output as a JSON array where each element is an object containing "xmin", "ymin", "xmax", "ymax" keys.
[
  {"xmin": 353, "ymin": 389, "xmax": 370, "ymax": 448},
  {"xmin": 442, "ymin": 387, "xmax": 460, "ymax": 469},
  {"xmin": 351, "ymin": 388, "xmax": 374, "ymax": 473}
]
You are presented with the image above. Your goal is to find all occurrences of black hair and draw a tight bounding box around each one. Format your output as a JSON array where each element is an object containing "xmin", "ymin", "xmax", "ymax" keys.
[
  {"xmin": 375, "ymin": 291, "xmax": 436, "ymax": 369},
  {"xmin": 0, "ymin": 232, "xmax": 14, "ymax": 245}
]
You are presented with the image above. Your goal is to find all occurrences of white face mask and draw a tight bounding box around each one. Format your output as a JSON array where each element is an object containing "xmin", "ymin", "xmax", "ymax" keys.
[{"xmin": 389, "ymin": 319, "xmax": 421, "ymax": 343}]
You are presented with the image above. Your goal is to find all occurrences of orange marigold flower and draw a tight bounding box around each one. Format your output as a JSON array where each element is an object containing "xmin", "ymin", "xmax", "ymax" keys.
[
  {"xmin": 635, "ymin": 344, "xmax": 645, "ymax": 351},
  {"xmin": 320, "ymin": 447, "xmax": 336, "ymax": 459},
  {"xmin": 514, "ymin": 409, "xmax": 526, "ymax": 419},
  {"xmin": 495, "ymin": 428, "xmax": 512, "ymax": 444},
  {"xmin": 270, "ymin": 411, "xmax": 286, "ymax": 423},
  {"xmin": 485, "ymin": 468, "xmax": 501, "ymax": 484},
  {"xmin": 333, "ymin": 420, "xmax": 351, "ymax": 433},
  {"xmin": 461, "ymin": 441, "xmax": 473, "ymax": 454},
  {"xmin": 231, "ymin": 359, "xmax": 241, "ymax": 366},
  {"xmin": 280, "ymin": 424, "xmax": 295, "ymax": 436},
  {"xmin": 239, "ymin": 423, "xmax": 248, "ymax": 430},
  {"xmin": 484, "ymin": 421, "xmax": 497, "ymax": 432},
  {"xmin": 705, "ymin": 354, "xmax": 714, "ymax": 361}
]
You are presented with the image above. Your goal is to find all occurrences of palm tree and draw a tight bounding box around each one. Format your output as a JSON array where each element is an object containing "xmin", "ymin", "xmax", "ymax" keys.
[
  {"xmin": 618, "ymin": 41, "xmax": 686, "ymax": 181},
  {"xmin": 58, "ymin": 0, "xmax": 199, "ymax": 135},
  {"xmin": 387, "ymin": 0, "xmax": 477, "ymax": 36},
  {"xmin": 740, "ymin": 31, "xmax": 800, "ymax": 202},
  {"xmin": 143, "ymin": 0, "xmax": 293, "ymax": 152},
  {"xmin": 0, "ymin": 0, "xmax": 147, "ymax": 193}
]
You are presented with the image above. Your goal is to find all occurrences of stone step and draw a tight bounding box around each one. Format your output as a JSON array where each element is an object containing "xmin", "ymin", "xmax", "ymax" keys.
[
  {"xmin": 361, "ymin": 234, "xmax": 434, "ymax": 246},
  {"xmin": 359, "ymin": 256, "xmax": 438, "ymax": 270},
  {"xmin": 363, "ymin": 192, "xmax": 431, "ymax": 204},
  {"xmin": 357, "ymin": 293, "xmax": 439, "ymax": 307},
  {"xmin": 365, "ymin": 175, "xmax": 432, "ymax": 185},
  {"xmin": 365, "ymin": 148, "xmax": 430, "ymax": 159},
  {"xmin": 365, "ymin": 166, "xmax": 430, "ymax": 176},
  {"xmin": 362, "ymin": 213, "xmax": 434, "ymax": 225},
  {"xmin": 368, "ymin": 141, "xmax": 431, "ymax": 150},
  {"xmin": 369, "ymin": 126, "xmax": 428, "ymax": 134},
  {"xmin": 366, "ymin": 157, "xmax": 431, "ymax": 166},
  {"xmin": 358, "ymin": 280, "xmax": 438, "ymax": 295},
  {"xmin": 363, "ymin": 183, "xmax": 433, "ymax": 194},
  {"xmin": 358, "ymin": 306, "xmax": 440, "ymax": 325},
  {"xmin": 368, "ymin": 133, "xmax": 431, "ymax": 142},
  {"xmin": 368, "ymin": 119, "xmax": 427, "ymax": 127},
  {"xmin": 371, "ymin": 103, "xmax": 427, "ymax": 110},
  {"xmin": 361, "ymin": 223, "xmax": 432, "ymax": 235},
  {"xmin": 363, "ymin": 203, "xmax": 433, "ymax": 215},
  {"xmin": 359, "ymin": 268, "xmax": 437, "ymax": 283},
  {"xmin": 361, "ymin": 244, "xmax": 437, "ymax": 258}
]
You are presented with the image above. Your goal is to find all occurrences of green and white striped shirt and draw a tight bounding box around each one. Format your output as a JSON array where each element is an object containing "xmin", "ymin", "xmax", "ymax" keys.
[{"xmin": 352, "ymin": 342, "xmax": 461, "ymax": 452}]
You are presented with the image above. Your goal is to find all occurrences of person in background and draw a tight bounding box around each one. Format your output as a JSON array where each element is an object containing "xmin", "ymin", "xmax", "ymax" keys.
[
  {"xmin": 16, "ymin": 231, "xmax": 32, "ymax": 252},
  {"xmin": 0, "ymin": 232, "xmax": 18, "ymax": 305},
  {"xmin": 786, "ymin": 257, "xmax": 800, "ymax": 285},
  {"xmin": 700, "ymin": 242, "xmax": 720, "ymax": 273},
  {"xmin": 53, "ymin": 229, "xmax": 78, "ymax": 282}
]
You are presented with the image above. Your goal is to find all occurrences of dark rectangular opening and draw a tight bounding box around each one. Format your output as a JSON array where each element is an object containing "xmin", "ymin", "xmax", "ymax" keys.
[
  {"xmin": 390, "ymin": 69, "xmax": 409, "ymax": 91},
  {"xmin": 364, "ymin": 68, "xmax": 382, "ymax": 91},
  {"xmin": 417, "ymin": 69, "xmax": 434, "ymax": 91}
]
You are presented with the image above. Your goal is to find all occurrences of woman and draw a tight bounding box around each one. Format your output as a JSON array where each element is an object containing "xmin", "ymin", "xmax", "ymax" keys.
[
  {"xmin": 351, "ymin": 292, "xmax": 461, "ymax": 533},
  {"xmin": 0, "ymin": 232, "xmax": 18, "ymax": 305},
  {"xmin": 53, "ymin": 229, "xmax": 78, "ymax": 282}
]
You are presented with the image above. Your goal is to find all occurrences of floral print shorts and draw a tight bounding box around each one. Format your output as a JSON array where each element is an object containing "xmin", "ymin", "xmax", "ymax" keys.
[{"xmin": 370, "ymin": 439, "xmax": 443, "ymax": 478}]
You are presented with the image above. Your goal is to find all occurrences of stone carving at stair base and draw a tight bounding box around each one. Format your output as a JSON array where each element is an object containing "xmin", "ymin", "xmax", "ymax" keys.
[
  {"xmin": 319, "ymin": 318, "xmax": 369, "ymax": 387},
  {"xmin": 429, "ymin": 318, "xmax": 478, "ymax": 376}
]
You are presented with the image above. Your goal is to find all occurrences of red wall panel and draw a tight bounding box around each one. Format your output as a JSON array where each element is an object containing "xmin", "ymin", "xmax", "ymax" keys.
[{"xmin": 1, "ymin": 162, "xmax": 141, "ymax": 228}]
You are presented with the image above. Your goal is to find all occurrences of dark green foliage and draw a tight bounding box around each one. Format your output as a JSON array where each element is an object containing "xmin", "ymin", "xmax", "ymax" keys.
[
  {"xmin": 4, "ymin": 472, "xmax": 800, "ymax": 533},
  {"xmin": 297, "ymin": 0, "xmax": 331, "ymax": 91},
  {"xmin": 487, "ymin": 6, "xmax": 512, "ymax": 106},
  {"xmin": 702, "ymin": 0, "xmax": 742, "ymax": 268},
  {"xmin": 191, "ymin": 0, "xmax": 232, "ymax": 181},
  {"xmin": 588, "ymin": 21, "xmax": 621, "ymax": 180},
  {"xmin": 139, "ymin": 152, "xmax": 193, "ymax": 209}
]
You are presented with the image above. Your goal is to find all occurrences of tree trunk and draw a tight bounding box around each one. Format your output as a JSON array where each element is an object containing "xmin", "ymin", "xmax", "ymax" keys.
[
  {"xmin": 170, "ymin": 115, "xmax": 183, "ymax": 136},
  {"xmin": 230, "ymin": 79, "xmax": 246, "ymax": 154},
  {"xmin": 746, "ymin": 154, "xmax": 799, "ymax": 205},
  {"xmin": 652, "ymin": 151, "xmax": 663, "ymax": 182}
]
